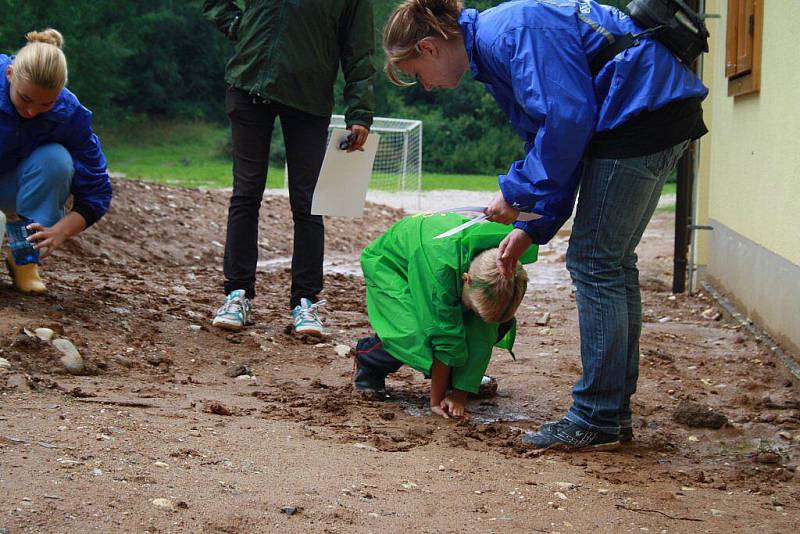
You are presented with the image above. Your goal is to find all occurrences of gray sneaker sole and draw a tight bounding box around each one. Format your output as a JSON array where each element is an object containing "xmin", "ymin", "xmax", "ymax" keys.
[
  {"xmin": 212, "ymin": 318, "xmax": 245, "ymax": 332},
  {"xmin": 535, "ymin": 440, "xmax": 622, "ymax": 452}
]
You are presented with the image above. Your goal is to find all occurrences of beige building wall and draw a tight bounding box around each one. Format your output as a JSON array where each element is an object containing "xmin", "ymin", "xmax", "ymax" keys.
[{"xmin": 696, "ymin": 0, "xmax": 800, "ymax": 354}]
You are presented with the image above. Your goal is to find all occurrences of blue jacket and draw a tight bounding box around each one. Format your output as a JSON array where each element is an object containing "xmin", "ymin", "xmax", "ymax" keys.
[
  {"xmin": 460, "ymin": 1, "xmax": 708, "ymax": 243},
  {"xmin": 0, "ymin": 54, "xmax": 112, "ymax": 226}
]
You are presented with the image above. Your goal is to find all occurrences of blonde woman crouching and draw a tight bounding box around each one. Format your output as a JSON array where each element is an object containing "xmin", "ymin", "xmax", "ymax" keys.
[{"xmin": 1, "ymin": 29, "xmax": 111, "ymax": 293}]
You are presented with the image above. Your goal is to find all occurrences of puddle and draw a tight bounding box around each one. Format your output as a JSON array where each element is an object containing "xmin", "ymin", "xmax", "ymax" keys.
[
  {"xmin": 257, "ymin": 255, "xmax": 362, "ymax": 276},
  {"xmin": 525, "ymin": 261, "xmax": 571, "ymax": 290},
  {"xmin": 398, "ymin": 397, "xmax": 533, "ymax": 424}
]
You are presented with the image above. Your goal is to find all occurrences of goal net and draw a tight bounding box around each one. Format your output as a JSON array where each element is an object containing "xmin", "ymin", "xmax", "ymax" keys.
[{"xmin": 284, "ymin": 115, "xmax": 423, "ymax": 210}]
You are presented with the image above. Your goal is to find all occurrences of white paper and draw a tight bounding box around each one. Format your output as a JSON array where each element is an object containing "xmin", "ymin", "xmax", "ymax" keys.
[{"xmin": 311, "ymin": 129, "xmax": 380, "ymax": 218}]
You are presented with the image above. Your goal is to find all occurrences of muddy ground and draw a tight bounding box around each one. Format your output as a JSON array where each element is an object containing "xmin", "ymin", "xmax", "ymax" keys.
[{"xmin": 1, "ymin": 178, "xmax": 798, "ymax": 533}]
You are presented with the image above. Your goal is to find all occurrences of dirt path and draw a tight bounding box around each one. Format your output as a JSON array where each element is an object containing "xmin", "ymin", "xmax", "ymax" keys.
[{"xmin": 1, "ymin": 179, "xmax": 797, "ymax": 533}]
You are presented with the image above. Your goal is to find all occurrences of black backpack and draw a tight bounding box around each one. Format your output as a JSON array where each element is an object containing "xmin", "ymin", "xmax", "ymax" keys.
[{"xmin": 627, "ymin": 0, "xmax": 710, "ymax": 65}]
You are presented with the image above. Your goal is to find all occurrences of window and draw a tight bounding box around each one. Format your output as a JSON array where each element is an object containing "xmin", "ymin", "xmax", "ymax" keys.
[{"xmin": 726, "ymin": 0, "xmax": 763, "ymax": 97}]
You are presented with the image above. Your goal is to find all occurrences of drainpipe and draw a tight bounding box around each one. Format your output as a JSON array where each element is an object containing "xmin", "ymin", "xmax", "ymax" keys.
[
  {"xmin": 672, "ymin": 145, "xmax": 693, "ymax": 293},
  {"xmin": 672, "ymin": 0, "xmax": 704, "ymax": 294}
]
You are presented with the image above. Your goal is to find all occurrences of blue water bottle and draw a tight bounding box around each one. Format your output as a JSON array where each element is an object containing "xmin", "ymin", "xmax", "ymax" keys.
[{"xmin": 6, "ymin": 218, "xmax": 40, "ymax": 266}]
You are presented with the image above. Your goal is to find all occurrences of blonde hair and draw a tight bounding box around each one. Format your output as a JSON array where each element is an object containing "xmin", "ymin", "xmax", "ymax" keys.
[
  {"xmin": 465, "ymin": 249, "xmax": 528, "ymax": 324},
  {"xmin": 383, "ymin": 0, "xmax": 463, "ymax": 86},
  {"xmin": 11, "ymin": 29, "xmax": 68, "ymax": 90}
]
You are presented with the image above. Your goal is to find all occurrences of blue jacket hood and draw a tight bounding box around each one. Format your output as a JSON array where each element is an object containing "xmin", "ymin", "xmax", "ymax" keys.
[{"xmin": 459, "ymin": 1, "xmax": 707, "ymax": 243}]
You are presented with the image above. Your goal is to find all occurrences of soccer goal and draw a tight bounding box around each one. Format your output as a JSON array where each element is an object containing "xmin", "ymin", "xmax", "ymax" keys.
[{"xmin": 284, "ymin": 115, "xmax": 423, "ymax": 210}]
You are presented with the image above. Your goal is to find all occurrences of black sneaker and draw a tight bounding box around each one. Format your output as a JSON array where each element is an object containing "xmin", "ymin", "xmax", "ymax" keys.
[
  {"xmin": 620, "ymin": 426, "xmax": 633, "ymax": 444},
  {"xmin": 522, "ymin": 418, "xmax": 620, "ymax": 451}
]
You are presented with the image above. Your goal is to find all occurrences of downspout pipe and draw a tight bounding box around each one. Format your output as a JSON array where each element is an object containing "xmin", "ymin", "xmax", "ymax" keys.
[{"xmin": 672, "ymin": 0, "xmax": 703, "ymax": 294}]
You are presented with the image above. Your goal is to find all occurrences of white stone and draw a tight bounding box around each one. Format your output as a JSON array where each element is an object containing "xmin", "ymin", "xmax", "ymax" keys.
[
  {"xmin": 34, "ymin": 328, "xmax": 55, "ymax": 341},
  {"xmin": 334, "ymin": 344, "xmax": 352, "ymax": 357},
  {"xmin": 154, "ymin": 461, "xmax": 169, "ymax": 468},
  {"xmin": 554, "ymin": 492, "xmax": 568, "ymax": 500},
  {"xmin": 52, "ymin": 338, "xmax": 85, "ymax": 375},
  {"xmin": 0, "ymin": 357, "xmax": 11, "ymax": 370},
  {"xmin": 152, "ymin": 498, "xmax": 173, "ymax": 509}
]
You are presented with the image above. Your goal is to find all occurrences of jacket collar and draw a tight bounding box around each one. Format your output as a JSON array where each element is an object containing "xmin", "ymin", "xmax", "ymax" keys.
[
  {"xmin": 459, "ymin": 8, "xmax": 486, "ymax": 83},
  {"xmin": 0, "ymin": 55, "xmax": 17, "ymax": 119}
]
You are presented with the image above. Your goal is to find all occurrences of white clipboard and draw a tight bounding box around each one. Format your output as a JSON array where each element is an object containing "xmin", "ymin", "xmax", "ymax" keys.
[{"xmin": 311, "ymin": 128, "xmax": 380, "ymax": 218}]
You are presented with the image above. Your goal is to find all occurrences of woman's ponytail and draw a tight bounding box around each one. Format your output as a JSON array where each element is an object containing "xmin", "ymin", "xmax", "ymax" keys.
[{"xmin": 11, "ymin": 28, "xmax": 68, "ymax": 90}]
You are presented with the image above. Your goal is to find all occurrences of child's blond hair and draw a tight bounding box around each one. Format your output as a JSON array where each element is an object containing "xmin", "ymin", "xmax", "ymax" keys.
[
  {"xmin": 466, "ymin": 248, "xmax": 528, "ymax": 324},
  {"xmin": 11, "ymin": 29, "xmax": 68, "ymax": 90},
  {"xmin": 382, "ymin": 0, "xmax": 463, "ymax": 86}
]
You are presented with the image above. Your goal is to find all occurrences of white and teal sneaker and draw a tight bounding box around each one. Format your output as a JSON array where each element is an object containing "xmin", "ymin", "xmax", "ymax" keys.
[
  {"xmin": 291, "ymin": 298, "xmax": 326, "ymax": 337},
  {"xmin": 212, "ymin": 289, "xmax": 254, "ymax": 331}
]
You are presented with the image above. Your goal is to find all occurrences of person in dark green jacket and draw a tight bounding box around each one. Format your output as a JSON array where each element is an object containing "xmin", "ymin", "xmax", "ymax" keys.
[
  {"xmin": 356, "ymin": 213, "xmax": 536, "ymax": 419},
  {"xmin": 203, "ymin": 0, "xmax": 376, "ymax": 335}
]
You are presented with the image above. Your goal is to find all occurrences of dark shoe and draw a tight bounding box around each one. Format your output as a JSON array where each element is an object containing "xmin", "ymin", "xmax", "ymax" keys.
[
  {"xmin": 353, "ymin": 336, "xmax": 403, "ymax": 399},
  {"xmin": 473, "ymin": 376, "xmax": 498, "ymax": 399},
  {"xmin": 620, "ymin": 426, "xmax": 633, "ymax": 444},
  {"xmin": 353, "ymin": 358, "xmax": 389, "ymax": 399},
  {"xmin": 522, "ymin": 418, "xmax": 620, "ymax": 451}
]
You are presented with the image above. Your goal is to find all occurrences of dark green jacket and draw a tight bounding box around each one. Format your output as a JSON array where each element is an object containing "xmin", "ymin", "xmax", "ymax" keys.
[
  {"xmin": 203, "ymin": 0, "xmax": 375, "ymax": 128},
  {"xmin": 360, "ymin": 214, "xmax": 538, "ymax": 393}
]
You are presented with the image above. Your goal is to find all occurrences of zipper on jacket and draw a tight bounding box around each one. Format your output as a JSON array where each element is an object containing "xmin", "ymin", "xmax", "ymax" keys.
[{"xmin": 255, "ymin": 0, "xmax": 287, "ymax": 99}]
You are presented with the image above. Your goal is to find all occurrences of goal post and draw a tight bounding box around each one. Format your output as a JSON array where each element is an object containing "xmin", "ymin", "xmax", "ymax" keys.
[{"xmin": 284, "ymin": 115, "xmax": 423, "ymax": 210}]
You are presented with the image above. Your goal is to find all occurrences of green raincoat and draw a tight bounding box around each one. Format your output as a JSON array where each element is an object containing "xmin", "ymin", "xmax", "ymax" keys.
[
  {"xmin": 202, "ymin": 0, "xmax": 375, "ymax": 128},
  {"xmin": 360, "ymin": 214, "xmax": 538, "ymax": 393}
]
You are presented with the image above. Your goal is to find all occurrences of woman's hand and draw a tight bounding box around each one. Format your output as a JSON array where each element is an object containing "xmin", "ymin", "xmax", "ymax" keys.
[
  {"xmin": 26, "ymin": 223, "xmax": 68, "ymax": 260},
  {"xmin": 346, "ymin": 124, "xmax": 369, "ymax": 152},
  {"xmin": 485, "ymin": 191, "xmax": 519, "ymax": 225},
  {"xmin": 25, "ymin": 212, "xmax": 87, "ymax": 260},
  {"xmin": 497, "ymin": 228, "xmax": 533, "ymax": 278}
]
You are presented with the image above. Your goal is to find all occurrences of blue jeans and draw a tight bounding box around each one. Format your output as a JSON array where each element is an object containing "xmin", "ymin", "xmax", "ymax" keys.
[
  {"xmin": 565, "ymin": 141, "xmax": 689, "ymax": 434},
  {"xmin": 0, "ymin": 144, "xmax": 74, "ymax": 228}
]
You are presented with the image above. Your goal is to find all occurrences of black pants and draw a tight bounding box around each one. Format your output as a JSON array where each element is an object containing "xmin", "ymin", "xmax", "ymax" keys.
[
  {"xmin": 223, "ymin": 86, "xmax": 328, "ymax": 308},
  {"xmin": 355, "ymin": 319, "xmax": 516, "ymax": 384}
]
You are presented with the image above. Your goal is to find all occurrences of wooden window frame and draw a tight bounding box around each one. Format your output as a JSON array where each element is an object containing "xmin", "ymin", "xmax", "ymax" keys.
[{"xmin": 726, "ymin": 0, "xmax": 763, "ymax": 97}]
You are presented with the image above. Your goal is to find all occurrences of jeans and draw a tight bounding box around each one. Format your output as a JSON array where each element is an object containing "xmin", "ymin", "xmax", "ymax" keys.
[
  {"xmin": 0, "ymin": 143, "xmax": 74, "ymax": 228},
  {"xmin": 223, "ymin": 87, "xmax": 328, "ymax": 308},
  {"xmin": 565, "ymin": 141, "xmax": 690, "ymax": 434}
]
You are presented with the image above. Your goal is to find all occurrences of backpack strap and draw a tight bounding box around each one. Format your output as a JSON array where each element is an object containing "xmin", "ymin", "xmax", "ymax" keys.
[{"xmin": 589, "ymin": 32, "xmax": 638, "ymax": 76}]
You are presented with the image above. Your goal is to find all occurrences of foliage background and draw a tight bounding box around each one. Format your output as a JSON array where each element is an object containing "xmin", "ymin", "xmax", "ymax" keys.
[{"xmin": 0, "ymin": 0, "xmax": 628, "ymax": 175}]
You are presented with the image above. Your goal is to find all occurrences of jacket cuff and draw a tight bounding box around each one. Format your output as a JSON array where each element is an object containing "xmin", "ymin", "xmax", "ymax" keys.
[
  {"xmin": 72, "ymin": 202, "xmax": 99, "ymax": 228},
  {"xmin": 345, "ymin": 111, "xmax": 374, "ymax": 130},
  {"xmin": 499, "ymin": 174, "xmax": 532, "ymax": 212}
]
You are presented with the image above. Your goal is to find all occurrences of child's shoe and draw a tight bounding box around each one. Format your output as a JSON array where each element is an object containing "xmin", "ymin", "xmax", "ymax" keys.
[
  {"xmin": 474, "ymin": 375, "xmax": 498, "ymax": 398},
  {"xmin": 212, "ymin": 289, "xmax": 254, "ymax": 331},
  {"xmin": 5, "ymin": 249, "xmax": 46, "ymax": 294},
  {"xmin": 291, "ymin": 298, "xmax": 326, "ymax": 337},
  {"xmin": 353, "ymin": 336, "xmax": 403, "ymax": 399}
]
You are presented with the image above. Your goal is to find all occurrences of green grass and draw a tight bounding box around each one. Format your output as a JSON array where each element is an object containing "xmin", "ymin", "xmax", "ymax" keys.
[
  {"xmin": 98, "ymin": 120, "xmax": 285, "ymax": 189},
  {"xmin": 98, "ymin": 120, "xmax": 679, "ymax": 205},
  {"xmin": 98, "ymin": 120, "xmax": 502, "ymax": 191}
]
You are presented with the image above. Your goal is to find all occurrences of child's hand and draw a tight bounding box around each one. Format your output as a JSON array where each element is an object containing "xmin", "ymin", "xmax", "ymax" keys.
[
  {"xmin": 431, "ymin": 404, "xmax": 451, "ymax": 419},
  {"xmin": 440, "ymin": 395, "xmax": 467, "ymax": 419}
]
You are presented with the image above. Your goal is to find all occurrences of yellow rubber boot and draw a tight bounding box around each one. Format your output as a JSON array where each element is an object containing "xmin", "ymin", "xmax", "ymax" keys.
[{"xmin": 5, "ymin": 249, "xmax": 47, "ymax": 294}]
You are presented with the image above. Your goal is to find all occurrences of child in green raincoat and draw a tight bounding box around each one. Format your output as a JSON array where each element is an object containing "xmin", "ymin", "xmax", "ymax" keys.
[{"xmin": 355, "ymin": 213, "xmax": 537, "ymax": 419}]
